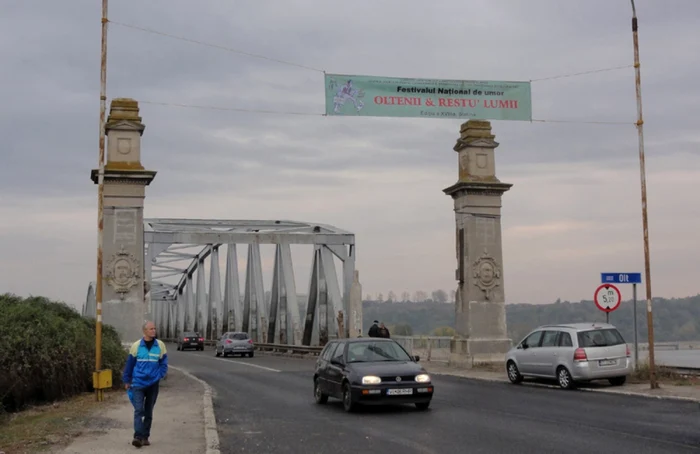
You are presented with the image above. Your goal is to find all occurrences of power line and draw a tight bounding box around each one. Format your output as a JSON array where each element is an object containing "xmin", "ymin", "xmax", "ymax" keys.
[
  {"xmin": 139, "ymin": 100, "xmax": 325, "ymax": 117},
  {"xmin": 530, "ymin": 65, "xmax": 633, "ymax": 82},
  {"xmin": 109, "ymin": 19, "xmax": 631, "ymax": 86},
  {"xmin": 108, "ymin": 20, "xmax": 326, "ymax": 74},
  {"xmin": 140, "ymin": 100, "xmax": 632, "ymax": 126},
  {"xmin": 531, "ymin": 118, "xmax": 633, "ymax": 126}
]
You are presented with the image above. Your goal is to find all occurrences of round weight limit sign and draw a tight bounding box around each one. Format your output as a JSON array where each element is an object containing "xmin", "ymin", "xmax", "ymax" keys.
[{"xmin": 594, "ymin": 284, "xmax": 622, "ymax": 320}]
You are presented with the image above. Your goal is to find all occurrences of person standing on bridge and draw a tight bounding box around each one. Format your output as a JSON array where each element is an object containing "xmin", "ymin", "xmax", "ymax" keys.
[
  {"xmin": 368, "ymin": 320, "xmax": 380, "ymax": 337},
  {"xmin": 122, "ymin": 320, "xmax": 169, "ymax": 448},
  {"xmin": 378, "ymin": 322, "xmax": 391, "ymax": 338}
]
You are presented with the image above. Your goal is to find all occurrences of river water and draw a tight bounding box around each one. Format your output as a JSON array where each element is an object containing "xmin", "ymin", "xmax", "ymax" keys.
[{"xmin": 633, "ymin": 348, "xmax": 700, "ymax": 368}]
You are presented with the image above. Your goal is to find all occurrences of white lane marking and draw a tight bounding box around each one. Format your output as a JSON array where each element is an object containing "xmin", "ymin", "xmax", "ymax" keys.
[{"xmin": 201, "ymin": 355, "xmax": 281, "ymax": 372}]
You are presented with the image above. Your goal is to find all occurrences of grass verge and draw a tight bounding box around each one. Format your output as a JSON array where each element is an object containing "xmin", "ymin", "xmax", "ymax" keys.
[
  {"xmin": 0, "ymin": 390, "xmax": 120, "ymax": 454},
  {"xmin": 628, "ymin": 361, "xmax": 699, "ymax": 386}
]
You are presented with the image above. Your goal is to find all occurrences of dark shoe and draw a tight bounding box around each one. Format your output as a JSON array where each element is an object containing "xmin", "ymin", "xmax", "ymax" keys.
[
  {"xmin": 142, "ymin": 438, "xmax": 150, "ymax": 446},
  {"xmin": 132, "ymin": 438, "xmax": 143, "ymax": 448}
]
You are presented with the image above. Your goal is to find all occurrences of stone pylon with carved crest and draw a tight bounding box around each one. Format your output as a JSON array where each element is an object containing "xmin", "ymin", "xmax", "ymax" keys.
[
  {"xmin": 91, "ymin": 98, "xmax": 157, "ymax": 344},
  {"xmin": 443, "ymin": 119, "xmax": 512, "ymax": 366}
]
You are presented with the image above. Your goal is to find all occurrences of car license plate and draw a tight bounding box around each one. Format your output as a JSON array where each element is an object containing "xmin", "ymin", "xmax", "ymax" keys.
[
  {"xmin": 599, "ymin": 359, "xmax": 616, "ymax": 366},
  {"xmin": 190, "ymin": 342, "xmax": 198, "ymax": 345},
  {"xmin": 386, "ymin": 388, "xmax": 413, "ymax": 396}
]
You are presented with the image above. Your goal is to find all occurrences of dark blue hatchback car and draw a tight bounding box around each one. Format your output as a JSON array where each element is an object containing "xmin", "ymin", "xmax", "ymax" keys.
[{"xmin": 313, "ymin": 337, "xmax": 434, "ymax": 412}]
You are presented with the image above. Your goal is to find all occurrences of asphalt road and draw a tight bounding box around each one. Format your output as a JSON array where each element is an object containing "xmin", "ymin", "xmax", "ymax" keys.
[{"xmin": 168, "ymin": 345, "xmax": 700, "ymax": 454}]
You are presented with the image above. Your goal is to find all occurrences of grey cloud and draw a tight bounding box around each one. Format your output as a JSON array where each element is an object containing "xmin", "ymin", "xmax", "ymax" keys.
[{"xmin": 3, "ymin": 0, "xmax": 700, "ymax": 306}]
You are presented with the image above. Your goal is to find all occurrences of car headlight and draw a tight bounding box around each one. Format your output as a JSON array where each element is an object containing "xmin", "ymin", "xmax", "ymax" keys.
[
  {"xmin": 415, "ymin": 374, "xmax": 431, "ymax": 383},
  {"xmin": 362, "ymin": 375, "xmax": 381, "ymax": 385}
]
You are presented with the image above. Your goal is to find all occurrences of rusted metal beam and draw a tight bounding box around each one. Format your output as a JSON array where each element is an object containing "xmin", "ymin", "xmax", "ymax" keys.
[
  {"xmin": 94, "ymin": 0, "xmax": 109, "ymax": 402},
  {"xmin": 630, "ymin": 0, "xmax": 657, "ymax": 390}
]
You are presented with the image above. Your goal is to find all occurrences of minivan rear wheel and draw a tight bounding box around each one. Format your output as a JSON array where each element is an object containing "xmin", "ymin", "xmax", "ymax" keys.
[
  {"xmin": 608, "ymin": 376, "xmax": 626, "ymax": 386},
  {"xmin": 557, "ymin": 366, "xmax": 575, "ymax": 390}
]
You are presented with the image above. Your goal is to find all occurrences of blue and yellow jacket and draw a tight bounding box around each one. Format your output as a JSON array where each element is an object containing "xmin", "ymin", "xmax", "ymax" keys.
[{"xmin": 122, "ymin": 338, "xmax": 168, "ymax": 389}]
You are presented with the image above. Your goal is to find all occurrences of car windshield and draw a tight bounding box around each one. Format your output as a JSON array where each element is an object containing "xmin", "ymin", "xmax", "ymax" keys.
[
  {"xmin": 577, "ymin": 328, "xmax": 625, "ymax": 347},
  {"xmin": 230, "ymin": 333, "xmax": 248, "ymax": 340},
  {"xmin": 346, "ymin": 341, "xmax": 412, "ymax": 363},
  {"xmin": 183, "ymin": 332, "xmax": 197, "ymax": 337}
]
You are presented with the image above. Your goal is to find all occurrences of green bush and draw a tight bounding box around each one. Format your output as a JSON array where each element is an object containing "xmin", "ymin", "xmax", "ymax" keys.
[{"xmin": 0, "ymin": 293, "xmax": 127, "ymax": 412}]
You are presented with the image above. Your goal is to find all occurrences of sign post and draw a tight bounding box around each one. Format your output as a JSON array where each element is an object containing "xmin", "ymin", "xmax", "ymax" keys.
[{"xmin": 601, "ymin": 273, "xmax": 642, "ymax": 368}]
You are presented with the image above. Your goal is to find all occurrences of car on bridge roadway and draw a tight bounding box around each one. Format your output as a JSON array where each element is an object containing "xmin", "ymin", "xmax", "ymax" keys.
[
  {"xmin": 505, "ymin": 322, "xmax": 633, "ymax": 389},
  {"xmin": 215, "ymin": 331, "xmax": 255, "ymax": 357},
  {"xmin": 177, "ymin": 331, "xmax": 204, "ymax": 351},
  {"xmin": 313, "ymin": 338, "xmax": 433, "ymax": 412}
]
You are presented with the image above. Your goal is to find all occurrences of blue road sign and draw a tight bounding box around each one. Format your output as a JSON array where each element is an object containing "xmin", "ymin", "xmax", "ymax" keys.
[{"xmin": 601, "ymin": 273, "xmax": 642, "ymax": 284}]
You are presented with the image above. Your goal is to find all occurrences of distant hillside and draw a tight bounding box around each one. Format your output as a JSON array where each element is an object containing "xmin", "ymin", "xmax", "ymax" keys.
[{"xmin": 363, "ymin": 294, "xmax": 700, "ymax": 343}]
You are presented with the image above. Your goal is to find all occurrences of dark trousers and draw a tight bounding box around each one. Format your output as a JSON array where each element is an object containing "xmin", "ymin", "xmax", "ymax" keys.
[{"xmin": 131, "ymin": 381, "xmax": 160, "ymax": 440}]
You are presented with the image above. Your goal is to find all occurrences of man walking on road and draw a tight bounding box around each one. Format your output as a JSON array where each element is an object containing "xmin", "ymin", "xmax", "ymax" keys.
[{"xmin": 122, "ymin": 321, "xmax": 168, "ymax": 448}]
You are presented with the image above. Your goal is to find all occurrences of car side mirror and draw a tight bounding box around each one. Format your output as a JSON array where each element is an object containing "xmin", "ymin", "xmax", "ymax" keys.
[
  {"xmin": 412, "ymin": 355, "xmax": 420, "ymax": 362},
  {"xmin": 521, "ymin": 343, "xmax": 529, "ymax": 350},
  {"xmin": 331, "ymin": 357, "xmax": 343, "ymax": 366}
]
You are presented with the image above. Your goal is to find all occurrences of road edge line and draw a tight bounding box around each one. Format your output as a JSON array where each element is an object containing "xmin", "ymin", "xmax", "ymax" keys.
[
  {"xmin": 428, "ymin": 370, "xmax": 700, "ymax": 403},
  {"xmin": 170, "ymin": 366, "xmax": 221, "ymax": 454}
]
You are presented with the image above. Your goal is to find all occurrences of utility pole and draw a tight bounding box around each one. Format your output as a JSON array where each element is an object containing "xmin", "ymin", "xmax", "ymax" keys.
[
  {"xmin": 630, "ymin": 0, "xmax": 657, "ymax": 389},
  {"xmin": 95, "ymin": 0, "xmax": 109, "ymax": 401}
]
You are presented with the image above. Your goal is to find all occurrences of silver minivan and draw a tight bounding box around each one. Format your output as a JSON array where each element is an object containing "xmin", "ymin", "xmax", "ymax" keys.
[{"xmin": 505, "ymin": 323, "xmax": 632, "ymax": 389}]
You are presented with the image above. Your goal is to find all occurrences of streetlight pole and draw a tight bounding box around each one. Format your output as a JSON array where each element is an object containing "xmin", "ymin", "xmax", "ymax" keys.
[
  {"xmin": 629, "ymin": 0, "xmax": 657, "ymax": 389},
  {"xmin": 95, "ymin": 0, "xmax": 109, "ymax": 401}
]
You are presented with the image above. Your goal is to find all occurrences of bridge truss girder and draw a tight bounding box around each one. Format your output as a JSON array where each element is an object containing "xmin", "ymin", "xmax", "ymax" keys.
[{"xmin": 141, "ymin": 219, "xmax": 356, "ymax": 346}]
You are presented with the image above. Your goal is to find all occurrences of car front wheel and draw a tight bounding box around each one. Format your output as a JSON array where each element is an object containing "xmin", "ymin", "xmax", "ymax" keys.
[
  {"xmin": 415, "ymin": 401, "xmax": 430, "ymax": 411},
  {"xmin": 507, "ymin": 361, "xmax": 523, "ymax": 384},
  {"xmin": 342, "ymin": 382, "xmax": 355, "ymax": 412}
]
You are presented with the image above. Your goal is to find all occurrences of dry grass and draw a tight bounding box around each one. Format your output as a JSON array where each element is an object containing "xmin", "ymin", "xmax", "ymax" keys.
[
  {"xmin": 629, "ymin": 361, "xmax": 700, "ymax": 386},
  {"xmin": 0, "ymin": 390, "xmax": 120, "ymax": 454}
]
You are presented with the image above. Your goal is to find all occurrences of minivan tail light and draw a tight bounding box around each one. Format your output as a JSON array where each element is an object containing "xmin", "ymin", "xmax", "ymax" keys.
[
  {"xmin": 225, "ymin": 339, "xmax": 232, "ymax": 344},
  {"xmin": 573, "ymin": 348, "xmax": 588, "ymax": 361},
  {"xmin": 626, "ymin": 345, "xmax": 630, "ymax": 357},
  {"xmin": 248, "ymin": 339, "xmax": 253, "ymax": 344},
  {"xmin": 199, "ymin": 338, "xmax": 204, "ymax": 341}
]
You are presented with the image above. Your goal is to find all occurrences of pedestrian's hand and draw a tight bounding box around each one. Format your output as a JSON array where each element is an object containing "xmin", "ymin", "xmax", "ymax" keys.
[{"xmin": 125, "ymin": 383, "xmax": 130, "ymax": 390}]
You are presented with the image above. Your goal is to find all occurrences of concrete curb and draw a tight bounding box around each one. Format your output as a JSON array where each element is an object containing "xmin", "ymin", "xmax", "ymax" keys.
[
  {"xmin": 170, "ymin": 366, "xmax": 221, "ymax": 454},
  {"xmin": 429, "ymin": 369, "xmax": 700, "ymax": 403}
]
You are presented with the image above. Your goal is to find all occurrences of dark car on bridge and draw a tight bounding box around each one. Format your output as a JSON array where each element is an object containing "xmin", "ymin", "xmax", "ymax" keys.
[
  {"xmin": 313, "ymin": 338, "xmax": 434, "ymax": 412},
  {"xmin": 177, "ymin": 331, "xmax": 204, "ymax": 351}
]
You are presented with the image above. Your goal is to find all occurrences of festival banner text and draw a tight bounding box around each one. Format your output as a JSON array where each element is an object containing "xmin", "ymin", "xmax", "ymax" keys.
[{"xmin": 325, "ymin": 74, "xmax": 532, "ymax": 121}]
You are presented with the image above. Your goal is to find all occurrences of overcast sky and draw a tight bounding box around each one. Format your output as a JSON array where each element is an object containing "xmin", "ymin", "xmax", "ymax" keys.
[{"xmin": 1, "ymin": 0, "xmax": 699, "ymax": 312}]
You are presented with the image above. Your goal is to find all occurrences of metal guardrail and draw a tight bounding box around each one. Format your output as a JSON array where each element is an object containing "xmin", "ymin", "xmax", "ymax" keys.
[
  {"xmin": 255, "ymin": 343, "xmax": 323, "ymax": 356},
  {"xmin": 162, "ymin": 338, "xmax": 324, "ymax": 356},
  {"xmin": 661, "ymin": 366, "xmax": 700, "ymax": 376}
]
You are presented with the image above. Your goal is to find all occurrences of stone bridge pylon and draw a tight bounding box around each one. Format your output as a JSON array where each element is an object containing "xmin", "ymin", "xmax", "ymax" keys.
[{"xmin": 84, "ymin": 98, "xmax": 362, "ymax": 347}]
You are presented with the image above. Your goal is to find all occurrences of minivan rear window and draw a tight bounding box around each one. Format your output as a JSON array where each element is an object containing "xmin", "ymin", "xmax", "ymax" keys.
[{"xmin": 577, "ymin": 328, "xmax": 625, "ymax": 347}]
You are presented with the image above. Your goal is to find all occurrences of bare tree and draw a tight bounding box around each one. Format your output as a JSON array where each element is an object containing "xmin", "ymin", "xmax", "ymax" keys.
[
  {"xmin": 387, "ymin": 291, "xmax": 396, "ymax": 302},
  {"xmin": 401, "ymin": 291, "xmax": 410, "ymax": 303},
  {"xmin": 413, "ymin": 290, "xmax": 428, "ymax": 302},
  {"xmin": 432, "ymin": 289, "xmax": 448, "ymax": 303}
]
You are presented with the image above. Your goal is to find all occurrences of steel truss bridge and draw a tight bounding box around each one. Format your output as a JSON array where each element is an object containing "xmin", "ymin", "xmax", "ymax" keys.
[{"xmin": 83, "ymin": 218, "xmax": 356, "ymax": 346}]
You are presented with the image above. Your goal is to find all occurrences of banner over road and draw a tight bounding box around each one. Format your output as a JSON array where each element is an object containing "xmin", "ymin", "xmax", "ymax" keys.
[{"xmin": 325, "ymin": 74, "xmax": 532, "ymax": 121}]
